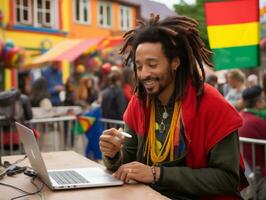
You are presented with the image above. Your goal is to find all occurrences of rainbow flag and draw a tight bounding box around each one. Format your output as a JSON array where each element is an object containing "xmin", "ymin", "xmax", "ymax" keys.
[
  {"xmin": 74, "ymin": 116, "xmax": 96, "ymax": 135},
  {"xmin": 205, "ymin": 0, "xmax": 260, "ymax": 70}
]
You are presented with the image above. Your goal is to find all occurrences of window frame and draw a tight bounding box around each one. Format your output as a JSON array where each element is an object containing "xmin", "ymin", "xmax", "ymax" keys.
[
  {"xmin": 15, "ymin": 0, "xmax": 58, "ymax": 29},
  {"xmin": 98, "ymin": 1, "xmax": 113, "ymax": 28},
  {"xmin": 15, "ymin": 0, "xmax": 33, "ymax": 25},
  {"xmin": 119, "ymin": 5, "xmax": 132, "ymax": 31},
  {"xmin": 73, "ymin": 0, "xmax": 91, "ymax": 25}
]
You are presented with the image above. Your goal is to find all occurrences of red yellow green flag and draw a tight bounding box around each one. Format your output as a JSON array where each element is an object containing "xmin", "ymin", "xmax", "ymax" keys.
[{"xmin": 205, "ymin": 0, "xmax": 260, "ymax": 70}]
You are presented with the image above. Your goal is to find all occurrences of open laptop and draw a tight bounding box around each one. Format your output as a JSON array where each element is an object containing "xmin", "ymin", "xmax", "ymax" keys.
[{"xmin": 15, "ymin": 122, "xmax": 123, "ymax": 190}]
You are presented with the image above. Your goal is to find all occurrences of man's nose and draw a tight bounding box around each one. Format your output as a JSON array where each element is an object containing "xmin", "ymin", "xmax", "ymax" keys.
[{"xmin": 139, "ymin": 65, "xmax": 151, "ymax": 79}]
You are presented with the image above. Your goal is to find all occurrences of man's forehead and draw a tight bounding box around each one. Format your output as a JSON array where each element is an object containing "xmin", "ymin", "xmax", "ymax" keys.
[
  {"xmin": 136, "ymin": 42, "xmax": 163, "ymax": 49},
  {"xmin": 135, "ymin": 56, "xmax": 159, "ymax": 63},
  {"xmin": 135, "ymin": 43, "xmax": 163, "ymax": 58}
]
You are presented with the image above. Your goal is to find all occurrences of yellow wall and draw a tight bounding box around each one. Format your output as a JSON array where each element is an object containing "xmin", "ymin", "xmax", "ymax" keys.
[
  {"xmin": 4, "ymin": 31, "xmax": 65, "ymax": 49},
  {"xmin": 0, "ymin": 0, "xmax": 9, "ymax": 24},
  {"xmin": 62, "ymin": 0, "xmax": 70, "ymax": 33},
  {"xmin": 1, "ymin": 1, "xmax": 14, "ymax": 90},
  {"xmin": 2, "ymin": 31, "xmax": 65, "ymax": 89}
]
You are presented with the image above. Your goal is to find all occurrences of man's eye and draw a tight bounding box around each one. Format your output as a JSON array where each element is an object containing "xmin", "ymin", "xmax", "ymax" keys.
[
  {"xmin": 149, "ymin": 64, "xmax": 157, "ymax": 68},
  {"xmin": 136, "ymin": 65, "xmax": 142, "ymax": 70}
]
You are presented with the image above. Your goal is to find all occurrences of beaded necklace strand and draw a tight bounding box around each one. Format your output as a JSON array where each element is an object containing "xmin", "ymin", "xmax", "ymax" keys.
[{"xmin": 144, "ymin": 99, "xmax": 181, "ymax": 165}]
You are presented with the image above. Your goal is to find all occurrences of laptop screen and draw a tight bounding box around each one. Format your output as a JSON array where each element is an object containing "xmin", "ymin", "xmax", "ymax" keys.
[{"xmin": 15, "ymin": 122, "xmax": 52, "ymax": 186}]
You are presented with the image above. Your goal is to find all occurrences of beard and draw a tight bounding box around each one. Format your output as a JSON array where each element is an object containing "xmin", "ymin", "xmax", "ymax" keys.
[{"xmin": 139, "ymin": 69, "xmax": 175, "ymax": 98}]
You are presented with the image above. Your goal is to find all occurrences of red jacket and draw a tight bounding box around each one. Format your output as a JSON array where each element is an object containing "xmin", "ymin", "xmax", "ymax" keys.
[{"xmin": 124, "ymin": 82, "xmax": 248, "ymax": 200}]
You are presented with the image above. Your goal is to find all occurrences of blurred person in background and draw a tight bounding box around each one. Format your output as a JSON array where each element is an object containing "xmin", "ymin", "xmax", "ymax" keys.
[
  {"xmin": 225, "ymin": 69, "xmax": 246, "ymax": 110},
  {"xmin": 99, "ymin": 62, "xmax": 112, "ymax": 90},
  {"xmin": 64, "ymin": 78, "xmax": 76, "ymax": 106},
  {"xmin": 239, "ymin": 85, "xmax": 266, "ymax": 200},
  {"xmin": 263, "ymin": 71, "xmax": 266, "ymax": 97},
  {"xmin": 239, "ymin": 86, "xmax": 266, "ymax": 176},
  {"xmin": 220, "ymin": 72, "xmax": 231, "ymax": 97},
  {"xmin": 0, "ymin": 88, "xmax": 33, "ymax": 150},
  {"xmin": 100, "ymin": 67, "xmax": 127, "ymax": 120},
  {"xmin": 246, "ymin": 74, "xmax": 258, "ymax": 88},
  {"xmin": 72, "ymin": 64, "xmax": 86, "ymax": 89},
  {"xmin": 42, "ymin": 62, "xmax": 64, "ymax": 106},
  {"xmin": 18, "ymin": 70, "xmax": 32, "ymax": 96},
  {"xmin": 30, "ymin": 77, "xmax": 52, "ymax": 108},
  {"xmin": 18, "ymin": 70, "xmax": 33, "ymax": 120},
  {"xmin": 76, "ymin": 76, "xmax": 98, "ymax": 110},
  {"xmin": 30, "ymin": 77, "xmax": 54, "ymax": 150},
  {"xmin": 206, "ymin": 74, "xmax": 218, "ymax": 89}
]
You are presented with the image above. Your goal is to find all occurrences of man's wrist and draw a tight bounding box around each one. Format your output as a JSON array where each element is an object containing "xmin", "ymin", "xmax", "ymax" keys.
[
  {"xmin": 105, "ymin": 151, "xmax": 120, "ymax": 161},
  {"xmin": 103, "ymin": 152, "xmax": 122, "ymax": 172},
  {"xmin": 151, "ymin": 166, "xmax": 160, "ymax": 184},
  {"xmin": 155, "ymin": 167, "xmax": 160, "ymax": 182}
]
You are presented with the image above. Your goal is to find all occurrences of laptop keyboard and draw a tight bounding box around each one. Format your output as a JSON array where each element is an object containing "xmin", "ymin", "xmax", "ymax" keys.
[{"xmin": 49, "ymin": 170, "xmax": 89, "ymax": 185}]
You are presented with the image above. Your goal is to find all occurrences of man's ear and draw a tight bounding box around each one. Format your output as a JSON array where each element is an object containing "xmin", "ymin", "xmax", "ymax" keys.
[{"xmin": 171, "ymin": 57, "xmax": 180, "ymax": 71}]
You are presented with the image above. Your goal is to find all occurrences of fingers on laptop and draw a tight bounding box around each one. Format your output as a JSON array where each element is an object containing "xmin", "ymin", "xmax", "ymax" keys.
[
  {"xmin": 113, "ymin": 163, "xmax": 137, "ymax": 183},
  {"xmin": 114, "ymin": 162, "xmax": 153, "ymax": 184}
]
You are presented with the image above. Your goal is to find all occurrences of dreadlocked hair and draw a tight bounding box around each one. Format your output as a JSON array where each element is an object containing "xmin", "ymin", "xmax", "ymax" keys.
[{"xmin": 119, "ymin": 13, "xmax": 213, "ymax": 105}]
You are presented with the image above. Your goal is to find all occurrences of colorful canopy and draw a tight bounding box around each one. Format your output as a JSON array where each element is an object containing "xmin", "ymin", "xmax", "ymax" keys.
[
  {"xmin": 23, "ymin": 38, "xmax": 103, "ymax": 69},
  {"xmin": 205, "ymin": 0, "xmax": 260, "ymax": 70},
  {"xmin": 98, "ymin": 37, "xmax": 123, "ymax": 50}
]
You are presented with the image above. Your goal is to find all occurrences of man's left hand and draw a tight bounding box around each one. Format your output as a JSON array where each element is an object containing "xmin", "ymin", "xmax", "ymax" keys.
[{"xmin": 113, "ymin": 161, "xmax": 160, "ymax": 184}]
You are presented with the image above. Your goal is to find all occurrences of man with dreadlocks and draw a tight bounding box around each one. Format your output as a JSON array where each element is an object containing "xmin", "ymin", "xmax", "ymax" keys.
[{"xmin": 99, "ymin": 14, "xmax": 248, "ymax": 199}]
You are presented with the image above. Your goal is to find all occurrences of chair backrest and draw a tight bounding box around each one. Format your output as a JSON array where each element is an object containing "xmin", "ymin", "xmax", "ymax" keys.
[{"xmin": 0, "ymin": 89, "xmax": 24, "ymax": 126}]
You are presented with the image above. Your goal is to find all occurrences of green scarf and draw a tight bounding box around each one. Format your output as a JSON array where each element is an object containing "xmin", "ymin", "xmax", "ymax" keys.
[{"xmin": 245, "ymin": 108, "xmax": 266, "ymax": 120}]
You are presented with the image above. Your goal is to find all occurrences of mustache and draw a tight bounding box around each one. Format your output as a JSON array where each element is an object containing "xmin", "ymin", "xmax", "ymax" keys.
[{"xmin": 140, "ymin": 76, "xmax": 160, "ymax": 83}]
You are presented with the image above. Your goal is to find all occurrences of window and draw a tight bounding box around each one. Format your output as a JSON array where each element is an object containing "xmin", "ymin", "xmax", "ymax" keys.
[
  {"xmin": 98, "ymin": 1, "xmax": 112, "ymax": 28},
  {"xmin": 15, "ymin": 0, "xmax": 32, "ymax": 25},
  {"xmin": 34, "ymin": 0, "xmax": 56, "ymax": 28},
  {"xmin": 74, "ymin": 0, "xmax": 90, "ymax": 24},
  {"xmin": 15, "ymin": 0, "xmax": 58, "ymax": 29},
  {"xmin": 119, "ymin": 5, "xmax": 131, "ymax": 31}
]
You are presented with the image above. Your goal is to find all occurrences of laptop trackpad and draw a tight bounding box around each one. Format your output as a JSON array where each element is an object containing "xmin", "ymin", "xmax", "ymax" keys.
[{"xmin": 49, "ymin": 167, "xmax": 121, "ymax": 186}]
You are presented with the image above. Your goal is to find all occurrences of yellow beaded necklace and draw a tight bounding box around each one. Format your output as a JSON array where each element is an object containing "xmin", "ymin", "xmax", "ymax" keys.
[{"xmin": 144, "ymin": 99, "xmax": 181, "ymax": 165}]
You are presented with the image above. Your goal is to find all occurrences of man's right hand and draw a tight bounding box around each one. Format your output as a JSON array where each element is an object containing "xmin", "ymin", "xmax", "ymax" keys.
[{"xmin": 99, "ymin": 128, "xmax": 125, "ymax": 159}]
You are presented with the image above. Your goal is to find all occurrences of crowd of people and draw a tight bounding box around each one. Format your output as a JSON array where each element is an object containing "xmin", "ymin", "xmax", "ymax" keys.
[
  {"xmin": 206, "ymin": 70, "xmax": 266, "ymax": 158},
  {"xmin": 18, "ymin": 61, "xmax": 134, "ymax": 120}
]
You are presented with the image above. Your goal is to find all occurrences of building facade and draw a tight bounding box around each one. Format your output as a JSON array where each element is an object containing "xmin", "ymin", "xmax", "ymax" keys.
[{"xmin": 0, "ymin": 0, "xmax": 140, "ymax": 90}]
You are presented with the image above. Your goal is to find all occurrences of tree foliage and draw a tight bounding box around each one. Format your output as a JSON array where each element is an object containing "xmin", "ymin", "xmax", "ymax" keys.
[{"xmin": 174, "ymin": 0, "xmax": 219, "ymax": 49}]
